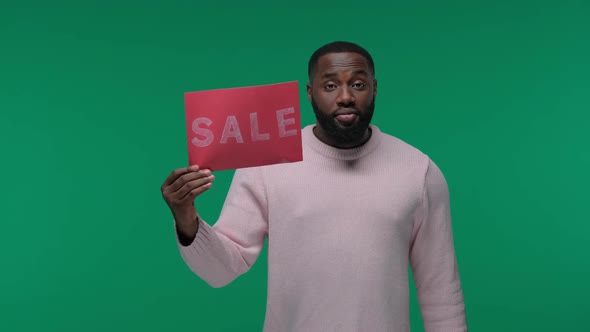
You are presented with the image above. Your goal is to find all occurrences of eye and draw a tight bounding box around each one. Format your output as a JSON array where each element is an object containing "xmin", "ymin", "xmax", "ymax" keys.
[
  {"xmin": 324, "ymin": 83, "xmax": 338, "ymax": 91},
  {"xmin": 352, "ymin": 82, "xmax": 366, "ymax": 89}
]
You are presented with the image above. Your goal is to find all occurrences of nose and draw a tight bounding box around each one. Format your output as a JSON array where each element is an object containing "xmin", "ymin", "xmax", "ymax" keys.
[{"xmin": 336, "ymin": 86, "xmax": 355, "ymax": 107}]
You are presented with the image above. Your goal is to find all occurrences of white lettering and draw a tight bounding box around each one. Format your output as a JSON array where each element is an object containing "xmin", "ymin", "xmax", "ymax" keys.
[
  {"xmin": 250, "ymin": 112, "xmax": 270, "ymax": 141},
  {"xmin": 191, "ymin": 117, "xmax": 214, "ymax": 147},
  {"xmin": 220, "ymin": 116, "xmax": 244, "ymax": 144},
  {"xmin": 276, "ymin": 107, "xmax": 297, "ymax": 137}
]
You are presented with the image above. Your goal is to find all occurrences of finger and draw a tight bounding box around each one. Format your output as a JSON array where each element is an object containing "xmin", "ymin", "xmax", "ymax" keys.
[
  {"xmin": 186, "ymin": 182, "xmax": 213, "ymax": 200},
  {"xmin": 163, "ymin": 165, "xmax": 199, "ymax": 187},
  {"xmin": 176, "ymin": 176, "xmax": 213, "ymax": 199},
  {"xmin": 176, "ymin": 175, "xmax": 215, "ymax": 201},
  {"xmin": 168, "ymin": 169, "xmax": 212, "ymax": 193}
]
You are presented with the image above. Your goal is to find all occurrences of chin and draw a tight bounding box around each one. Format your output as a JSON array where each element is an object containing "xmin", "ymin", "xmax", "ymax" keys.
[{"xmin": 327, "ymin": 122, "xmax": 368, "ymax": 143}]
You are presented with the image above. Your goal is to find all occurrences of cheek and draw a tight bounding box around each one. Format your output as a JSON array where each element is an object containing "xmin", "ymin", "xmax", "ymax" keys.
[
  {"xmin": 354, "ymin": 92, "xmax": 371, "ymax": 105},
  {"xmin": 316, "ymin": 93, "xmax": 335, "ymax": 108}
]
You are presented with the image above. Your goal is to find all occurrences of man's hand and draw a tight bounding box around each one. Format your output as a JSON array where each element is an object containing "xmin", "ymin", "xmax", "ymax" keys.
[{"xmin": 161, "ymin": 165, "xmax": 215, "ymax": 241}]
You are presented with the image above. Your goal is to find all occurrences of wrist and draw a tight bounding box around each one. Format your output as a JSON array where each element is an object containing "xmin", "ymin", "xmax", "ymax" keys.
[
  {"xmin": 172, "ymin": 207, "xmax": 197, "ymax": 225},
  {"xmin": 176, "ymin": 215, "xmax": 199, "ymax": 246}
]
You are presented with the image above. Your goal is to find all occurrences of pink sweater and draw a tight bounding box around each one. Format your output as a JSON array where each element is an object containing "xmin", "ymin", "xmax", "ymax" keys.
[{"xmin": 176, "ymin": 125, "xmax": 467, "ymax": 332}]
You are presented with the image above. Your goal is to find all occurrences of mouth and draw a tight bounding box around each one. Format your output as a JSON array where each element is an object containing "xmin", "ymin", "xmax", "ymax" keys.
[
  {"xmin": 334, "ymin": 109, "xmax": 360, "ymax": 126},
  {"xmin": 335, "ymin": 113, "xmax": 357, "ymax": 122}
]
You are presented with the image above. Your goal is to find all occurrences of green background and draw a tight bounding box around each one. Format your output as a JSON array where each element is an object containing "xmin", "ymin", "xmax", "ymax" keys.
[{"xmin": 1, "ymin": 1, "xmax": 588, "ymax": 331}]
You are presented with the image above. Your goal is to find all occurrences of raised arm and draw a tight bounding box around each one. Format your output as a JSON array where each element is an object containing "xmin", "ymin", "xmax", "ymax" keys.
[{"xmin": 162, "ymin": 166, "xmax": 268, "ymax": 288}]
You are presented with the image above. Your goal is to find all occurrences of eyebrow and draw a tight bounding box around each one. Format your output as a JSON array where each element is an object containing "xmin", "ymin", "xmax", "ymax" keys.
[{"xmin": 321, "ymin": 69, "xmax": 369, "ymax": 79}]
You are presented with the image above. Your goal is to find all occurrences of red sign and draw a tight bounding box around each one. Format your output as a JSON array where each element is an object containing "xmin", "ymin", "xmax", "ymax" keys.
[{"xmin": 184, "ymin": 81, "xmax": 303, "ymax": 171}]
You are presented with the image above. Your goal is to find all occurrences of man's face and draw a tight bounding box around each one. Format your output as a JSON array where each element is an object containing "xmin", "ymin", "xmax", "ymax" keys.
[{"xmin": 307, "ymin": 52, "xmax": 377, "ymax": 147}]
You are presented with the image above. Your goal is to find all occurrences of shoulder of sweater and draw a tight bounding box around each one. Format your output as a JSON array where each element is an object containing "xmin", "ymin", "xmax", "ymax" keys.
[{"xmin": 377, "ymin": 130, "xmax": 430, "ymax": 161}]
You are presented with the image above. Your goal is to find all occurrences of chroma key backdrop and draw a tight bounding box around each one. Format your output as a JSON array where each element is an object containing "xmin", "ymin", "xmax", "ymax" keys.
[{"xmin": 0, "ymin": 1, "xmax": 588, "ymax": 331}]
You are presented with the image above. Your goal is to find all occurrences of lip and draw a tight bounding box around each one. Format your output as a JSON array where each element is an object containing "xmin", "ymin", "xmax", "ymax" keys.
[
  {"xmin": 335, "ymin": 113, "xmax": 358, "ymax": 125},
  {"xmin": 334, "ymin": 108, "xmax": 360, "ymax": 117}
]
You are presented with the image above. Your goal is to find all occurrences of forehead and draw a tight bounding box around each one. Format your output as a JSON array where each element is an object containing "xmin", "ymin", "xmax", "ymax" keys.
[{"xmin": 315, "ymin": 52, "xmax": 370, "ymax": 76}]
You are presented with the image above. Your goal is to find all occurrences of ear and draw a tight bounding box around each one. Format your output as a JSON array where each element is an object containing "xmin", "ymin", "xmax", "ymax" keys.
[
  {"xmin": 306, "ymin": 82, "xmax": 312, "ymax": 102},
  {"xmin": 373, "ymin": 79, "xmax": 378, "ymax": 98}
]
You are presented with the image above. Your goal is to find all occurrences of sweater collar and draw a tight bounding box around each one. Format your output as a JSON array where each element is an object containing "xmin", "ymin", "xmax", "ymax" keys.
[{"xmin": 302, "ymin": 124, "xmax": 383, "ymax": 160}]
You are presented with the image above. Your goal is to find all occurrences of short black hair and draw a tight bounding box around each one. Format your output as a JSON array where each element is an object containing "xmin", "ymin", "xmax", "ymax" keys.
[{"xmin": 308, "ymin": 41, "xmax": 375, "ymax": 80}]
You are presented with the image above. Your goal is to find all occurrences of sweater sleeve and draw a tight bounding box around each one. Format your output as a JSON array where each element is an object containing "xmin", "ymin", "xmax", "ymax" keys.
[
  {"xmin": 410, "ymin": 159, "xmax": 467, "ymax": 331},
  {"xmin": 174, "ymin": 166, "xmax": 268, "ymax": 288}
]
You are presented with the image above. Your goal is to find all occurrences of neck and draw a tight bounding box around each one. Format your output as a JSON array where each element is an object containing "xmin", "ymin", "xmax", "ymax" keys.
[{"xmin": 312, "ymin": 125, "xmax": 372, "ymax": 149}]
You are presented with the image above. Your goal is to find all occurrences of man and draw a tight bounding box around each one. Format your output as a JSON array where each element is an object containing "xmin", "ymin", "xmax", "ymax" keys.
[{"xmin": 161, "ymin": 41, "xmax": 467, "ymax": 331}]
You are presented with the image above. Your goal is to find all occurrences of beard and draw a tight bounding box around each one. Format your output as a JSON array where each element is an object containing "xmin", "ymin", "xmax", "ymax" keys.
[{"xmin": 312, "ymin": 96, "xmax": 375, "ymax": 146}]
